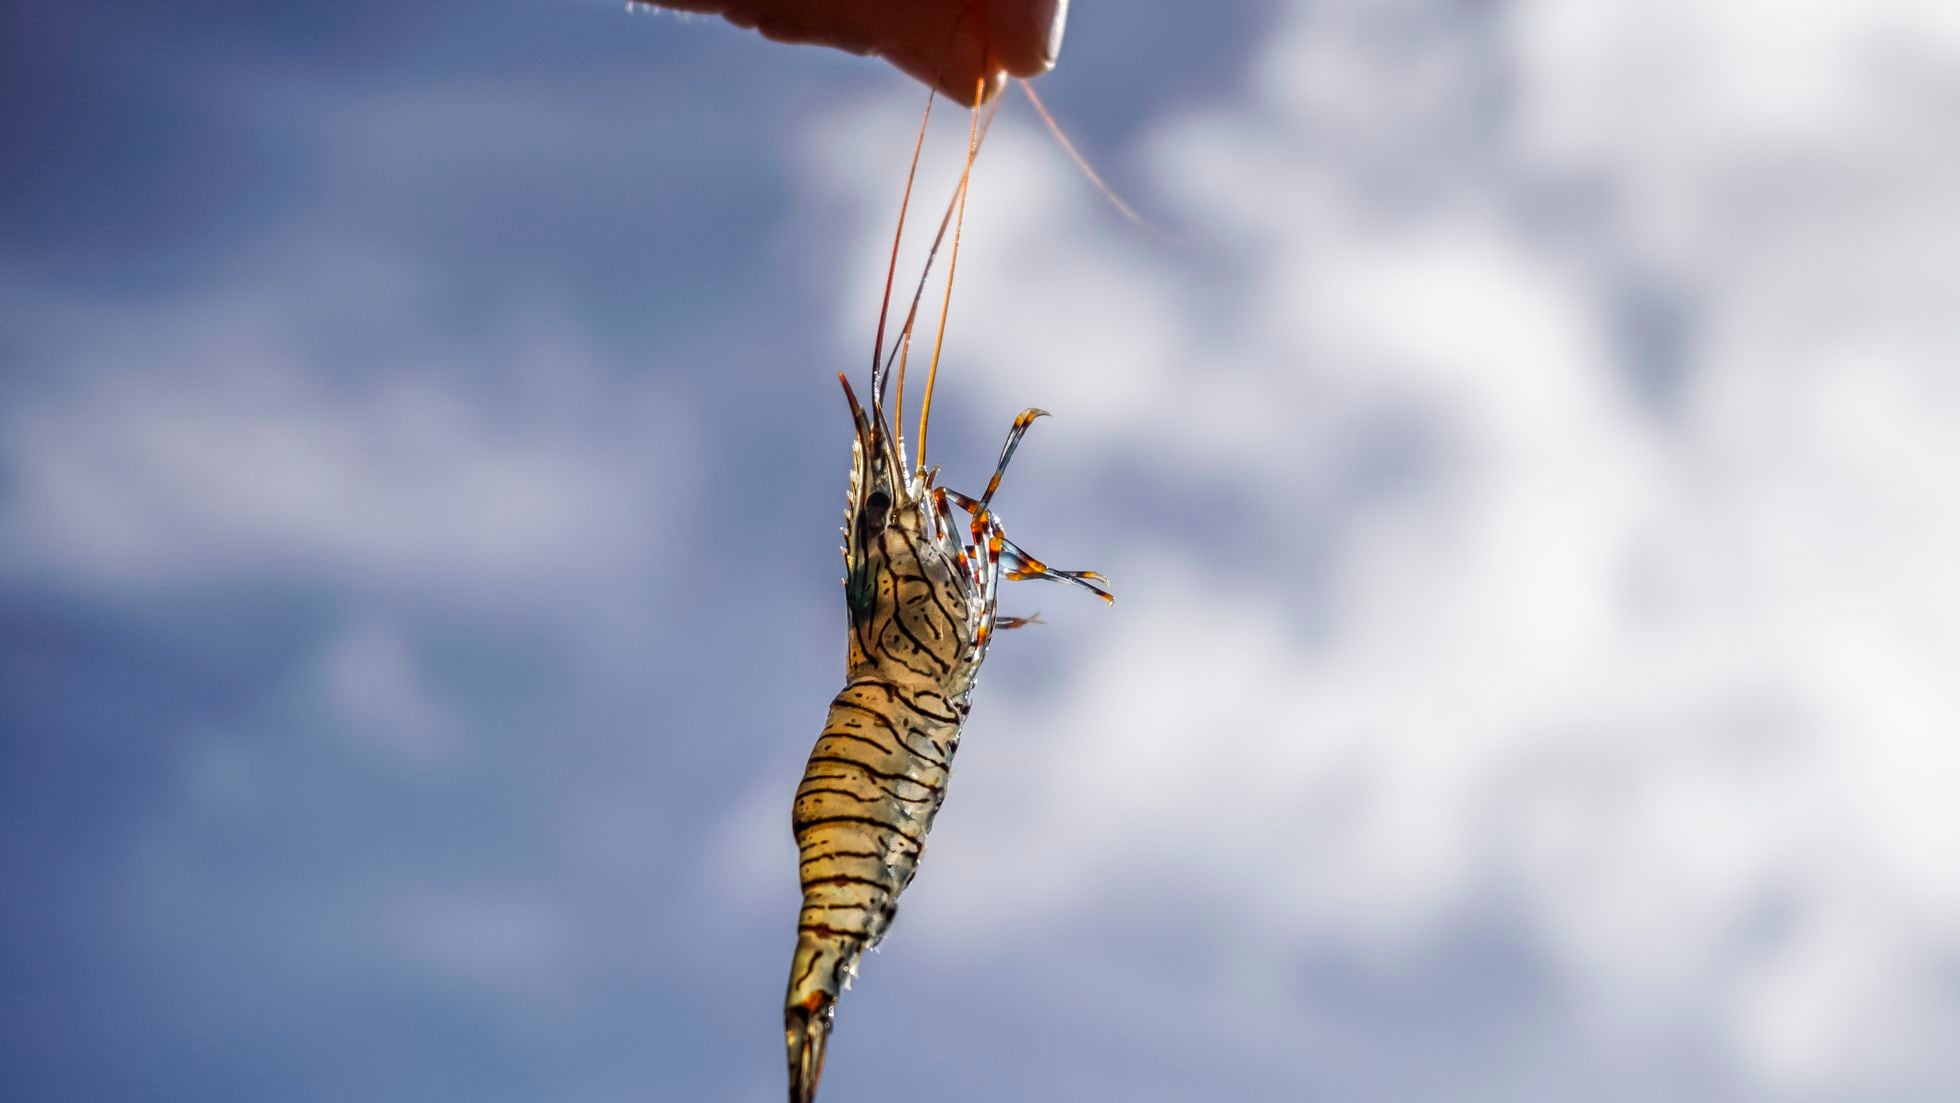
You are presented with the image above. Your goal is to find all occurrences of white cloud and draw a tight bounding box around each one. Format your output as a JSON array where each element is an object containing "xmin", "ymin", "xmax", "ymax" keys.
[
  {"xmin": 0, "ymin": 292, "xmax": 687, "ymax": 611},
  {"xmin": 318, "ymin": 618, "xmax": 463, "ymax": 764}
]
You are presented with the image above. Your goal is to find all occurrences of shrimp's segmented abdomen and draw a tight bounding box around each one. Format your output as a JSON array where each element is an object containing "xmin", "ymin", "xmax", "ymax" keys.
[
  {"xmin": 790, "ymin": 676, "xmax": 965, "ymax": 954},
  {"xmin": 784, "ymin": 674, "xmax": 967, "ymax": 1103}
]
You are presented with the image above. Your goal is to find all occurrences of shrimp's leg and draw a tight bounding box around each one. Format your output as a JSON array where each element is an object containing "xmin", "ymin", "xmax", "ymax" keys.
[
  {"xmin": 996, "ymin": 530, "xmax": 1114, "ymax": 604},
  {"xmin": 971, "ymin": 522, "xmax": 1006, "ymax": 650},
  {"xmin": 930, "ymin": 488, "xmax": 975, "ymax": 586},
  {"xmin": 995, "ymin": 613, "xmax": 1045, "ymax": 630},
  {"xmin": 939, "ymin": 490, "xmax": 1111, "ymax": 605},
  {"xmin": 940, "ymin": 488, "xmax": 986, "ymax": 519},
  {"xmin": 976, "ymin": 407, "xmax": 1050, "ymax": 512},
  {"xmin": 946, "ymin": 407, "xmax": 1052, "ymax": 589}
]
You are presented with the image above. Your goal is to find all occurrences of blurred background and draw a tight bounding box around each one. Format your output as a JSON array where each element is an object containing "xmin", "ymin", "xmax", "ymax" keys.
[{"xmin": 6, "ymin": 1, "xmax": 1959, "ymax": 1100}]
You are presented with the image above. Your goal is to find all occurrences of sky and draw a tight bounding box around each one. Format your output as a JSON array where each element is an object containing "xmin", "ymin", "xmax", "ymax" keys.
[{"xmin": 5, "ymin": 1, "xmax": 1960, "ymax": 1100}]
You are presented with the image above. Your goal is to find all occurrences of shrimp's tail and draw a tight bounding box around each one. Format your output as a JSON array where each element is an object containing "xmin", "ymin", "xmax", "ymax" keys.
[
  {"xmin": 785, "ymin": 1001, "xmax": 832, "ymax": 1103},
  {"xmin": 785, "ymin": 930, "xmax": 856, "ymax": 1103}
]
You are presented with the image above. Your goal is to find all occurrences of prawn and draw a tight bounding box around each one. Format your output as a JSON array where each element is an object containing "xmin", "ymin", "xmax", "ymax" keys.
[{"xmin": 784, "ymin": 82, "xmax": 1112, "ymax": 1103}]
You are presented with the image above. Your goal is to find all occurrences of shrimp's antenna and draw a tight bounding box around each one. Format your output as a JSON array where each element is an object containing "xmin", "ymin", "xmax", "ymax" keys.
[
  {"xmin": 915, "ymin": 77, "xmax": 985, "ymax": 474},
  {"xmin": 880, "ymin": 104, "xmax": 999, "ymax": 388},
  {"xmin": 1019, "ymin": 78, "xmax": 1167, "ymax": 237},
  {"xmin": 876, "ymin": 92, "xmax": 936, "ymax": 411},
  {"xmin": 894, "ymin": 304, "xmax": 917, "ymax": 465}
]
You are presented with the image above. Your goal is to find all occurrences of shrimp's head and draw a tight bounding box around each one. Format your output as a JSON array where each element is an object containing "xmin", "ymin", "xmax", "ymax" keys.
[
  {"xmin": 838, "ymin": 371, "xmax": 928, "ymax": 579},
  {"xmin": 840, "ymin": 372, "xmax": 905, "ymax": 540}
]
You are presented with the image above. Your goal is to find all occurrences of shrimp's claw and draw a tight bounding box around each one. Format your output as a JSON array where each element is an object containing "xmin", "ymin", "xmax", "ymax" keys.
[{"xmin": 785, "ymin": 998, "xmax": 834, "ymax": 1103}]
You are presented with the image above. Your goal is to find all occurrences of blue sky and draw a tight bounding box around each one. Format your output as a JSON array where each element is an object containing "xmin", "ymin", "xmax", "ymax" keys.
[{"xmin": 7, "ymin": 2, "xmax": 1960, "ymax": 1101}]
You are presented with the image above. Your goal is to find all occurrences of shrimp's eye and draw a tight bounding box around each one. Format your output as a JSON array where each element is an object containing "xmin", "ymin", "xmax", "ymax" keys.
[{"xmin": 857, "ymin": 489, "xmax": 892, "ymax": 543}]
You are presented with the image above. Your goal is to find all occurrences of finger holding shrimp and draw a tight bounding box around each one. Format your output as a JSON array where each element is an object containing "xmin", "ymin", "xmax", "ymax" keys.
[{"xmin": 638, "ymin": 0, "xmax": 1068, "ymax": 105}]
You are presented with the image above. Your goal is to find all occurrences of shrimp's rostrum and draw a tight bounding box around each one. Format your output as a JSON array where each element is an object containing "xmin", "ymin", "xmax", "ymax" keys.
[{"xmin": 783, "ymin": 87, "xmax": 1112, "ymax": 1103}]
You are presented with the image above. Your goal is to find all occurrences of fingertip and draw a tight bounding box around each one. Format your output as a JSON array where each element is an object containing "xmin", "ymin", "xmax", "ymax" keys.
[
  {"xmin": 989, "ymin": 0, "xmax": 1068, "ymax": 77},
  {"xmin": 891, "ymin": 57, "xmax": 1001, "ymax": 107},
  {"xmin": 969, "ymin": 69, "xmax": 1007, "ymax": 107},
  {"xmin": 884, "ymin": 18, "xmax": 999, "ymax": 107}
]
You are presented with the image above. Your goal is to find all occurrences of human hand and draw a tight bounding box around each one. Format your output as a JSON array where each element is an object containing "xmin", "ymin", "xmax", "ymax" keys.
[{"xmin": 642, "ymin": 0, "xmax": 1068, "ymax": 106}]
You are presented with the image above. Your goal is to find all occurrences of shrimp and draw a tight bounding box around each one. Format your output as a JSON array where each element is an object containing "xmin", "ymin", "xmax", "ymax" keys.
[{"xmin": 784, "ymin": 84, "xmax": 1113, "ymax": 1103}]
